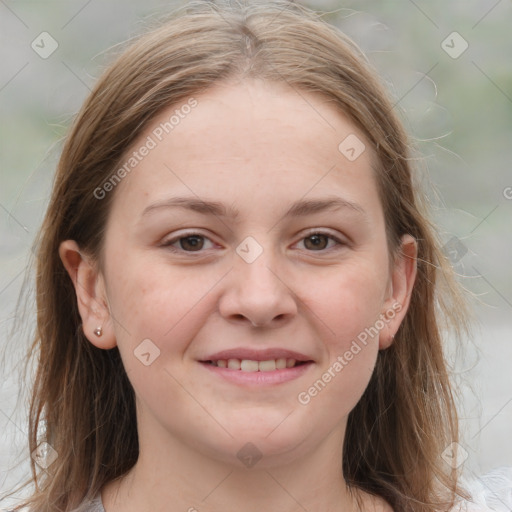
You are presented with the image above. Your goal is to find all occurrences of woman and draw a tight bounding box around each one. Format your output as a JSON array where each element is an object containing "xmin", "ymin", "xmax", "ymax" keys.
[{"xmin": 6, "ymin": 1, "xmax": 511, "ymax": 511}]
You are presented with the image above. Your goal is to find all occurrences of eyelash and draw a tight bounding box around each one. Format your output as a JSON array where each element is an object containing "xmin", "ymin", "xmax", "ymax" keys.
[{"xmin": 160, "ymin": 230, "xmax": 346, "ymax": 255}]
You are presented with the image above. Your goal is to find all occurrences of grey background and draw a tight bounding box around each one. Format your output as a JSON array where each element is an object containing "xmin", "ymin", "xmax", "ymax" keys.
[{"xmin": 1, "ymin": 0, "xmax": 511, "ymax": 507}]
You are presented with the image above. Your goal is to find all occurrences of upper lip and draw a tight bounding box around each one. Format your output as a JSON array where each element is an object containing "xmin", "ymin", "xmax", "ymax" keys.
[{"xmin": 200, "ymin": 348, "xmax": 313, "ymax": 362}]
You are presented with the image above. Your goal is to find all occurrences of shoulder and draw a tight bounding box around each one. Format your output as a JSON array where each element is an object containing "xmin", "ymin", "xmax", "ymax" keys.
[
  {"xmin": 0, "ymin": 495, "xmax": 105, "ymax": 512},
  {"xmin": 357, "ymin": 491, "xmax": 394, "ymax": 512},
  {"xmin": 450, "ymin": 466, "xmax": 512, "ymax": 511},
  {"xmin": 358, "ymin": 467, "xmax": 512, "ymax": 512},
  {"xmin": 82, "ymin": 495, "xmax": 105, "ymax": 512},
  {"xmin": 71, "ymin": 494, "xmax": 105, "ymax": 512}
]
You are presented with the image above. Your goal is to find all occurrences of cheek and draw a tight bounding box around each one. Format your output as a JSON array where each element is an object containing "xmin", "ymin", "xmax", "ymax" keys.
[
  {"xmin": 105, "ymin": 257, "xmax": 215, "ymax": 418},
  {"xmin": 314, "ymin": 259, "xmax": 388, "ymax": 346},
  {"xmin": 105, "ymin": 248, "xmax": 224, "ymax": 359},
  {"xmin": 299, "ymin": 258, "xmax": 387, "ymax": 407},
  {"xmin": 296, "ymin": 267, "xmax": 384, "ymax": 412},
  {"xmin": 298, "ymin": 346, "xmax": 377, "ymax": 434}
]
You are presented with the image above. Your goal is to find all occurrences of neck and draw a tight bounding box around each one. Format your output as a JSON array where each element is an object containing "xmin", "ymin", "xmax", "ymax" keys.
[{"xmin": 102, "ymin": 411, "xmax": 362, "ymax": 512}]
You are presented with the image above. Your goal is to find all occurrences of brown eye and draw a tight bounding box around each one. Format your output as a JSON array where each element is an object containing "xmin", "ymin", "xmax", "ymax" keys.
[
  {"xmin": 299, "ymin": 232, "xmax": 344, "ymax": 252},
  {"xmin": 178, "ymin": 235, "xmax": 205, "ymax": 251},
  {"xmin": 162, "ymin": 233, "xmax": 215, "ymax": 253},
  {"xmin": 303, "ymin": 233, "xmax": 330, "ymax": 250}
]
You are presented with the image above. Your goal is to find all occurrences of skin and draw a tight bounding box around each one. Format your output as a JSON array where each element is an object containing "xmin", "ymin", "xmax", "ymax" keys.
[{"xmin": 60, "ymin": 78, "xmax": 417, "ymax": 512}]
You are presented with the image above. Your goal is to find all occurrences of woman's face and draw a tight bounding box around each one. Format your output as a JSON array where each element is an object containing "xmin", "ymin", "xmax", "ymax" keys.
[{"xmin": 70, "ymin": 79, "xmax": 415, "ymax": 468}]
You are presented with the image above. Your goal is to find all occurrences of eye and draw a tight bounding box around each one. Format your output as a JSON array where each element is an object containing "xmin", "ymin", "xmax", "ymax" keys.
[
  {"xmin": 161, "ymin": 233, "xmax": 215, "ymax": 253},
  {"xmin": 161, "ymin": 230, "xmax": 346, "ymax": 255},
  {"xmin": 296, "ymin": 231, "xmax": 345, "ymax": 252}
]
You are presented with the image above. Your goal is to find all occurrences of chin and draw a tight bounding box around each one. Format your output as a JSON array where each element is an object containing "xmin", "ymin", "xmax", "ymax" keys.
[{"xmin": 202, "ymin": 419, "xmax": 315, "ymax": 469}]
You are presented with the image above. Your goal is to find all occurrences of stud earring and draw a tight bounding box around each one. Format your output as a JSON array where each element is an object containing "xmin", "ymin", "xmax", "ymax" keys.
[{"xmin": 93, "ymin": 327, "xmax": 103, "ymax": 337}]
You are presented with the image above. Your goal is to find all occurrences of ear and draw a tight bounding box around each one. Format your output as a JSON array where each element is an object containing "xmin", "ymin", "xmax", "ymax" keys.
[
  {"xmin": 379, "ymin": 234, "xmax": 417, "ymax": 350},
  {"xmin": 59, "ymin": 240, "xmax": 117, "ymax": 349}
]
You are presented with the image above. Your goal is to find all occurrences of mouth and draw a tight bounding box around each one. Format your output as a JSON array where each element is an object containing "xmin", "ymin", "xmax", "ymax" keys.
[
  {"xmin": 201, "ymin": 358, "xmax": 310, "ymax": 372},
  {"xmin": 198, "ymin": 349, "xmax": 314, "ymax": 386}
]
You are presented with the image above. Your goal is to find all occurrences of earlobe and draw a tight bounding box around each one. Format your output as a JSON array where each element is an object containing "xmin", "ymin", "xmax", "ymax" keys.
[
  {"xmin": 58, "ymin": 240, "xmax": 117, "ymax": 349},
  {"xmin": 379, "ymin": 234, "xmax": 418, "ymax": 350}
]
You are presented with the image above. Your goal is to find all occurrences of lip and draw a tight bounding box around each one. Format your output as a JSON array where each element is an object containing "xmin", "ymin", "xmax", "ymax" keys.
[
  {"xmin": 199, "ymin": 360, "xmax": 314, "ymax": 386},
  {"xmin": 200, "ymin": 348, "xmax": 313, "ymax": 363}
]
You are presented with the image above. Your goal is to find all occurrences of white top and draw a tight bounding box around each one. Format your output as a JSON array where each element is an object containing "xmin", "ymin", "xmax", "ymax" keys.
[
  {"xmin": 12, "ymin": 466, "xmax": 511, "ymax": 512},
  {"xmin": 451, "ymin": 467, "xmax": 512, "ymax": 511}
]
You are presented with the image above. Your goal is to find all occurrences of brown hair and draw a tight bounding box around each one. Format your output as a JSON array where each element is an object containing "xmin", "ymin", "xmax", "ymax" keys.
[{"xmin": 9, "ymin": 1, "xmax": 472, "ymax": 510}]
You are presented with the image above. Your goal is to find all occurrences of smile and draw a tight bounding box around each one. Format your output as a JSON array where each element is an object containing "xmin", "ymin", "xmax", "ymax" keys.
[
  {"xmin": 204, "ymin": 358, "xmax": 307, "ymax": 371},
  {"xmin": 199, "ymin": 359, "xmax": 314, "ymax": 386}
]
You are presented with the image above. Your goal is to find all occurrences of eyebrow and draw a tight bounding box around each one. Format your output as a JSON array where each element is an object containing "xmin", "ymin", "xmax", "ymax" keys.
[{"xmin": 141, "ymin": 195, "xmax": 367, "ymax": 220}]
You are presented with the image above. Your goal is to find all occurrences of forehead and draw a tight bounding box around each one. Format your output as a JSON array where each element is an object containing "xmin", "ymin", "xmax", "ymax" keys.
[
  {"xmin": 108, "ymin": 79, "xmax": 381, "ymax": 220},
  {"xmin": 159, "ymin": 79, "xmax": 368, "ymax": 167}
]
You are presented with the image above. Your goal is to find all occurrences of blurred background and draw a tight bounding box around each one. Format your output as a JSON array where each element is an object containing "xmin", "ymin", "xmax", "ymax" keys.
[{"xmin": 1, "ymin": 0, "xmax": 511, "ymax": 506}]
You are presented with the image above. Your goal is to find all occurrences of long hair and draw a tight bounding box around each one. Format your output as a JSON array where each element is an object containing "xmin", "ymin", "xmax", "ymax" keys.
[{"xmin": 10, "ymin": 1, "xmax": 471, "ymax": 510}]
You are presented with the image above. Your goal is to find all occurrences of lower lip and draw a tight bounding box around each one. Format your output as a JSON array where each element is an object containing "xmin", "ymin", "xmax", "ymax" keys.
[{"xmin": 199, "ymin": 361, "xmax": 314, "ymax": 386}]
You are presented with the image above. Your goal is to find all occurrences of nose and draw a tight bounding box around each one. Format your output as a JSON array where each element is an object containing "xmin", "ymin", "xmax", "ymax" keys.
[{"xmin": 218, "ymin": 246, "xmax": 298, "ymax": 328}]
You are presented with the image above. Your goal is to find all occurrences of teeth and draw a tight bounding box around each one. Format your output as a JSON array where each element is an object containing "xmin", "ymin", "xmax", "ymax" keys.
[
  {"xmin": 258, "ymin": 360, "xmax": 276, "ymax": 372},
  {"xmin": 210, "ymin": 358, "xmax": 300, "ymax": 371},
  {"xmin": 276, "ymin": 358, "xmax": 287, "ymax": 369},
  {"xmin": 241, "ymin": 359, "xmax": 259, "ymax": 372},
  {"xmin": 227, "ymin": 359, "xmax": 241, "ymax": 370}
]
